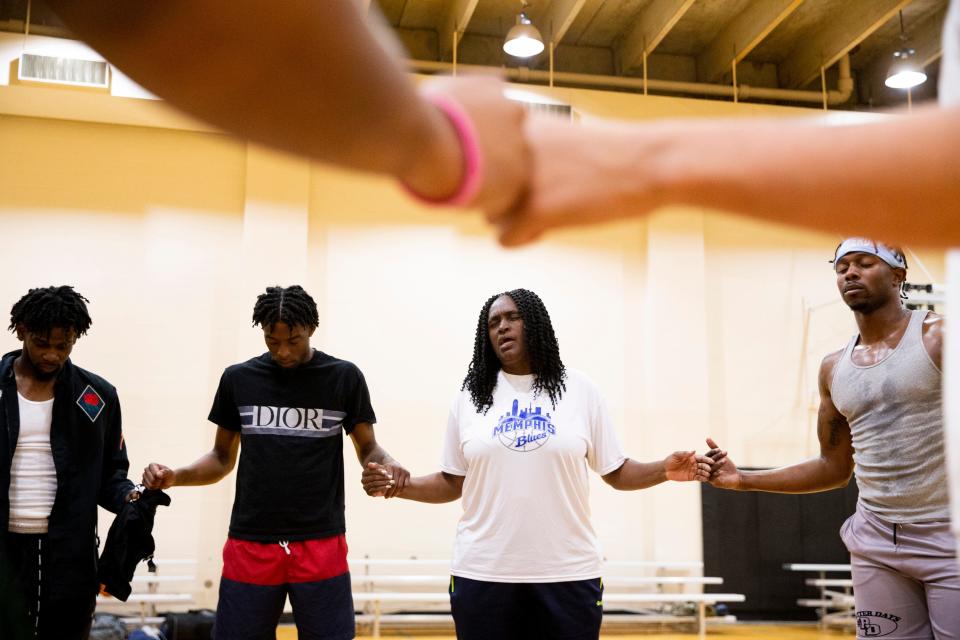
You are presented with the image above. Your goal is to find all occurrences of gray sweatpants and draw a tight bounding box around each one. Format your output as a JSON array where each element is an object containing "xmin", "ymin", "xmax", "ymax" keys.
[{"xmin": 841, "ymin": 505, "xmax": 960, "ymax": 639}]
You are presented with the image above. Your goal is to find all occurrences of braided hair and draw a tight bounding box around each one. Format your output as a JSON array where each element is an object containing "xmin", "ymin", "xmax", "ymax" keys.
[
  {"xmin": 8, "ymin": 286, "xmax": 92, "ymax": 338},
  {"xmin": 891, "ymin": 247, "xmax": 910, "ymax": 301},
  {"xmin": 251, "ymin": 285, "xmax": 319, "ymax": 330},
  {"xmin": 462, "ymin": 288, "xmax": 566, "ymax": 414}
]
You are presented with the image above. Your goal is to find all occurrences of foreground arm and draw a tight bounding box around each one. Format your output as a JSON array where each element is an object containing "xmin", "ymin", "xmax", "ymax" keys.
[
  {"xmin": 602, "ymin": 451, "xmax": 712, "ymax": 491},
  {"xmin": 707, "ymin": 353, "xmax": 855, "ymax": 493},
  {"xmin": 142, "ymin": 426, "xmax": 240, "ymax": 488},
  {"xmin": 45, "ymin": 0, "xmax": 528, "ymax": 216},
  {"xmin": 504, "ymin": 106, "xmax": 960, "ymax": 246}
]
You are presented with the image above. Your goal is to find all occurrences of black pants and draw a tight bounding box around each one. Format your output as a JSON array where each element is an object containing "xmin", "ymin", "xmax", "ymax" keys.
[
  {"xmin": 1, "ymin": 532, "xmax": 95, "ymax": 640},
  {"xmin": 449, "ymin": 575, "xmax": 604, "ymax": 640}
]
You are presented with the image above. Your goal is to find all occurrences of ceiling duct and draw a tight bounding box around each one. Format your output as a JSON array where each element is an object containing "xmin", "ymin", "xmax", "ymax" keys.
[{"xmin": 411, "ymin": 57, "xmax": 854, "ymax": 107}]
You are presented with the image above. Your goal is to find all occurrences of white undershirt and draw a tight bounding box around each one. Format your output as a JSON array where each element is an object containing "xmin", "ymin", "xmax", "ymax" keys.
[{"xmin": 8, "ymin": 393, "xmax": 57, "ymax": 534}]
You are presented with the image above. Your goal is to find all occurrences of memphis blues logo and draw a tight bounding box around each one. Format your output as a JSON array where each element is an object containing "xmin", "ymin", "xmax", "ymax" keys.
[{"xmin": 492, "ymin": 399, "xmax": 555, "ymax": 452}]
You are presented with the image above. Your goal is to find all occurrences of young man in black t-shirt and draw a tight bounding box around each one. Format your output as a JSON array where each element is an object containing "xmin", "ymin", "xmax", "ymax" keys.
[{"xmin": 143, "ymin": 285, "xmax": 409, "ymax": 640}]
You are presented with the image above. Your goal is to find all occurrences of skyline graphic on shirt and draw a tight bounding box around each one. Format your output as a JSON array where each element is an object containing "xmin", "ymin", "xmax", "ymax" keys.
[{"xmin": 491, "ymin": 398, "xmax": 556, "ymax": 452}]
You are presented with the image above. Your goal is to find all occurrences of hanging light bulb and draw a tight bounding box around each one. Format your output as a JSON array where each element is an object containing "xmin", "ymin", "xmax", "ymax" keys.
[
  {"xmin": 885, "ymin": 10, "xmax": 927, "ymax": 89},
  {"xmin": 503, "ymin": 5, "xmax": 544, "ymax": 58},
  {"xmin": 885, "ymin": 49, "xmax": 927, "ymax": 89}
]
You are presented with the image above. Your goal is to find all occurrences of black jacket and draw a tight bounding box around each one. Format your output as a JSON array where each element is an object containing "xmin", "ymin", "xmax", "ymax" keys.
[
  {"xmin": 0, "ymin": 350, "xmax": 134, "ymax": 599},
  {"xmin": 98, "ymin": 488, "xmax": 171, "ymax": 602}
]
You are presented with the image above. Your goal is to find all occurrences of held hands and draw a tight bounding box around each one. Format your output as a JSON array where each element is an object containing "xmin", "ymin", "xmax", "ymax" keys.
[
  {"xmin": 664, "ymin": 450, "xmax": 713, "ymax": 482},
  {"xmin": 704, "ymin": 437, "xmax": 741, "ymax": 490},
  {"xmin": 414, "ymin": 90, "xmax": 661, "ymax": 246},
  {"xmin": 496, "ymin": 115, "xmax": 662, "ymax": 247},
  {"xmin": 142, "ymin": 463, "xmax": 176, "ymax": 490},
  {"xmin": 421, "ymin": 76, "xmax": 531, "ymax": 224},
  {"xmin": 361, "ymin": 461, "xmax": 411, "ymax": 499}
]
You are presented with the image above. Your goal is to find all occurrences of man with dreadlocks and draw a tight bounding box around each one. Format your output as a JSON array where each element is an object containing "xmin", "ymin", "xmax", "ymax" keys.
[
  {"xmin": 362, "ymin": 288, "xmax": 711, "ymax": 640},
  {"xmin": 707, "ymin": 238, "xmax": 959, "ymax": 638},
  {"xmin": 0, "ymin": 286, "xmax": 136, "ymax": 640},
  {"xmin": 142, "ymin": 284, "xmax": 407, "ymax": 640}
]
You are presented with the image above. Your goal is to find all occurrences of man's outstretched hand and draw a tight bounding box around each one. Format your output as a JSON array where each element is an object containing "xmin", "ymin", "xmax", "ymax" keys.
[
  {"xmin": 665, "ymin": 450, "xmax": 713, "ymax": 482},
  {"xmin": 705, "ymin": 437, "xmax": 741, "ymax": 490}
]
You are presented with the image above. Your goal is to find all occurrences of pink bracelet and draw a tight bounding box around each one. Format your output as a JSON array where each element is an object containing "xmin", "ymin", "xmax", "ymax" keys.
[{"xmin": 402, "ymin": 93, "xmax": 484, "ymax": 207}]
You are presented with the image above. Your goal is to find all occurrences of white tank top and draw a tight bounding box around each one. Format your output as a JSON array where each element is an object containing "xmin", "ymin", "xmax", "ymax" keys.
[
  {"xmin": 8, "ymin": 393, "xmax": 58, "ymax": 533},
  {"xmin": 830, "ymin": 310, "xmax": 948, "ymax": 523}
]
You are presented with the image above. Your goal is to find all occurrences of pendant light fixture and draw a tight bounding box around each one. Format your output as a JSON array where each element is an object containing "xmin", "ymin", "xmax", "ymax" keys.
[
  {"xmin": 885, "ymin": 10, "xmax": 927, "ymax": 89},
  {"xmin": 504, "ymin": 2, "xmax": 545, "ymax": 58}
]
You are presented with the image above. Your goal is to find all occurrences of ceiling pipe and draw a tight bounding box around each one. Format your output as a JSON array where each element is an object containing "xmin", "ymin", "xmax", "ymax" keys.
[{"xmin": 408, "ymin": 54, "xmax": 853, "ymax": 106}]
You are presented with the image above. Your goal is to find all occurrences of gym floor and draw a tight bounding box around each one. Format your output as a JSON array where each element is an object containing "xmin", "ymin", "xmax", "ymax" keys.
[{"xmin": 275, "ymin": 624, "xmax": 850, "ymax": 639}]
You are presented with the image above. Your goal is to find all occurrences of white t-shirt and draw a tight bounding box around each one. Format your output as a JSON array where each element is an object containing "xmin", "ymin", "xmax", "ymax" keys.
[
  {"xmin": 441, "ymin": 368, "xmax": 627, "ymax": 582},
  {"xmin": 8, "ymin": 393, "xmax": 57, "ymax": 534}
]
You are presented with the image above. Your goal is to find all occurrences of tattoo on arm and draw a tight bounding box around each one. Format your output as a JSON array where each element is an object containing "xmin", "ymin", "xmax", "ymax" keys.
[{"xmin": 827, "ymin": 416, "xmax": 845, "ymax": 447}]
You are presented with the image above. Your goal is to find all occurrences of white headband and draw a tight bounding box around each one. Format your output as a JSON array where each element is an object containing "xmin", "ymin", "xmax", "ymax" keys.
[{"xmin": 833, "ymin": 238, "xmax": 906, "ymax": 270}]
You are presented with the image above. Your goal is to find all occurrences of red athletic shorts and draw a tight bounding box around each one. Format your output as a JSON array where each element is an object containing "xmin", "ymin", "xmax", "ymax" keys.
[{"xmin": 221, "ymin": 535, "xmax": 348, "ymax": 586}]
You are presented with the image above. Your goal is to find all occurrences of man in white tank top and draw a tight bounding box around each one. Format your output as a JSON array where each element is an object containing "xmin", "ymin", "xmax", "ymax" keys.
[
  {"xmin": 706, "ymin": 239, "xmax": 958, "ymax": 639},
  {"xmin": 0, "ymin": 287, "xmax": 136, "ymax": 640}
]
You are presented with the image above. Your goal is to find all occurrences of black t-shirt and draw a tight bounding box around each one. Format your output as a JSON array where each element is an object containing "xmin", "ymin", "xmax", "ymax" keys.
[{"xmin": 208, "ymin": 350, "xmax": 376, "ymax": 541}]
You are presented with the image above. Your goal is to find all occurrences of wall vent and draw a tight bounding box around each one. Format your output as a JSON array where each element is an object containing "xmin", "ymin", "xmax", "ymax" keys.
[
  {"xmin": 522, "ymin": 101, "xmax": 573, "ymax": 119},
  {"xmin": 504, "ymin": 88, "xmax": 574, "ymax": 120},
  {"xmin": 18, "ymin": 53, "xmax": 110, "ymax": 89}
]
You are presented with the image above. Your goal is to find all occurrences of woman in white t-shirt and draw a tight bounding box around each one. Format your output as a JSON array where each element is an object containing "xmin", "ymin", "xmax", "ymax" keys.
[{"xmin": 362, "ymin": 288, "xmax": 711, "ymax": 640}]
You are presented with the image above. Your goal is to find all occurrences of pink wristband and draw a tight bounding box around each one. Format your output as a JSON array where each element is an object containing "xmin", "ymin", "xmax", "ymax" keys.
[{"xmin": 402, "ymin": 93, "xmax": 484, "ymax": 207}]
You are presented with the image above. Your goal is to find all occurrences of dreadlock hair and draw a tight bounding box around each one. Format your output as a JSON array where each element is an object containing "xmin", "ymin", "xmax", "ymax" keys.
[
  {"xmin": 251, "ymin": 285, "xmax": 319, "ymax": 331},
  {"xmin": 8, "ymin": 286, "xmax": 92, "ymax": 338},
  {"xmin": 891, "ymin": 247, "xmax": 910, "ymax": 301},
  {"xmin": 462, "ymin": 288, "xmax": 566, "ymax": 415}
]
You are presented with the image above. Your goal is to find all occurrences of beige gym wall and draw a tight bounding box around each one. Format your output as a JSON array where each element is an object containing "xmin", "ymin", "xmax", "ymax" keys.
[{"xmin": 0, "ymin": 46, "xmax": 945, "ymax": 607}]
